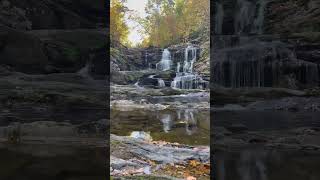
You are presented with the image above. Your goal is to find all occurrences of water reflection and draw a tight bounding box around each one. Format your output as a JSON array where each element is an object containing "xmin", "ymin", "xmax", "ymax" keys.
[
  {"xmin": 214, "ymin": 148, "xmax": 320, "ymax": 180},
  {"xmin": 111, "ymin": 109, "xmax": 209, "ymax": 145},
  {"xmin": 159, "ymin": 114, "xmax": 173, "ymax": 133},
  {"xmin": 159, "ymin": 109, "xmax": 199, "ymax": 135},
  {"xmin": 181, "ymin": 109, "xmax": 198, "ymax": 135}
]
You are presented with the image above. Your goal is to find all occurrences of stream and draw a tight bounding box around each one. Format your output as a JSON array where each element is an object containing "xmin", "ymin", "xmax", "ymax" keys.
[{"xmin": 111, "ymin": 44, "xmax": 210, "ymax": 145}]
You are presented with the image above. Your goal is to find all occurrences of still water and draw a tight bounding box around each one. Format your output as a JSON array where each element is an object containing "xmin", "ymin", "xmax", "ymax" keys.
[{"xmin": 111, "ymin": 108, "xmax": 210, "ymax": 145}]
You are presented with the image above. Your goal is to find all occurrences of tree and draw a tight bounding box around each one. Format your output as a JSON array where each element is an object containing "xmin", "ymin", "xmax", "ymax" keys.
[
  {"xmin": 110, "ymin": 0, "xmax": 130, "ymax": 46},
  {"xmin": 133, "ymin": 0, "xmax": 209, "ymax": 47}
]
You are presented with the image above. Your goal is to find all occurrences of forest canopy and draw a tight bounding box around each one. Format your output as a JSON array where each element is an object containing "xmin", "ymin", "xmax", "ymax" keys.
[
  {"xmin": 110, "ymin": 0, "xmax": 210, "ymax": 48},
  {"xmin": 110, "ymin": 0, "xmax": 130, "ymax": 46}
]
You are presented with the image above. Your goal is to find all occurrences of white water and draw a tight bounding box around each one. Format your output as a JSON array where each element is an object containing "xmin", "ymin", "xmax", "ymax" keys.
[
  {"xmin": 145, "ymin": 52, "xmax": 148, "ymax": 66},
  {"xmin": 77, "ymin": 63, "xmax": 91, "ymax": 78},
  {"xmin": 158, "ymin": 78, "xmax": 165, "ymax": 87},
  {"xmin": 251, "ymin": 0, "xmax": 267, "ymax": 34},
  {"xmin": 177, "ymin": 62, "xmax": 181, "ymax": 72},
  {"xmin": 183, "ymin": 45, "xmax": 197, "ymax": 73},
  {"xmin": 215, "ymin": 3, "xmax": 224, "ymax": 34},
  {"xmin": 156, "ymin": 48, "xmax": 172, "ymax": 71},
  {"xmin": 234, "ymin": 0, "xmax": 254, "ymax": 34},
  {"xmin": 171, "ymin": 45, "xmax": 208, "ymax": 89},
  {"xmin": 233, "ymin": 0, "xmax": 266, "ymax": 34},
  {"xmin": 171, "ymin": 74, "xmax": 204, "ymax": 89}
]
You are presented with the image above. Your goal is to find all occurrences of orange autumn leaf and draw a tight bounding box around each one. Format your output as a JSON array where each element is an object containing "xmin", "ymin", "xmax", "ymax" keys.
[{"xmin": 189, "ymin": 160, "xmax": 200, "ymax": 167}]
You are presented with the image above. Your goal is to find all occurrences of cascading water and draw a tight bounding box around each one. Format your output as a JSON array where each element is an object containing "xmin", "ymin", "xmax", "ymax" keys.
[
  {"xmin": 156, "ymin": 48, "xmax": 172, "ymax": 71},
  {"xmin": 158, "ymin": 79, "xmax": 165, "ymax": 87},
  {"xmin": 177, "ymin": 62, "xmax": 181, "ymax": 72},
  {"xmin": 213, "ymin": 41, "xmax": 320, "ymax": 88},
  {"xmin": 183, "ymin": 45, "xmax": 197, "ymax": 73},
  {"xmin": 251, "ymin": 0, "xmax": 267, "ymax": 34},
  {"xmin": 234, "ymin": 0, "xmax": 255, "ymax": 34},
  {"xmin": 232, "ymin": 0, "xmax": 267, "ymax": 35},
  {"xmin": 215, "ymin": 3, "xmax": 224, "ymax": 34},
  {"xmin": 171, "ymin": 45, "xmax": 208, "ymax": 89}
]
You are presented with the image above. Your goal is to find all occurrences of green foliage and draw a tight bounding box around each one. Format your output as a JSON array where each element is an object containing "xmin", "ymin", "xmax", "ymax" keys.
[
  {"xmin": 110, "ymin": 0, "xmax": 130, "ymax": 45},
  {"xmin": 63, "ymin": 47, "xmax": 80, "ymax": 62}
]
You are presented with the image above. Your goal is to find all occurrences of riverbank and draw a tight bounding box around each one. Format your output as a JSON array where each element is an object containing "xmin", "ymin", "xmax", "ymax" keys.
[{"xmin": 110, "ymin": 134, "xmax": 210, "ymax": 179}]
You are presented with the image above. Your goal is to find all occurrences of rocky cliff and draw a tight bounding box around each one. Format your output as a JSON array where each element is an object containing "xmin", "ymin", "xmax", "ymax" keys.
[
  {"xmin": 0, "ymin": 1, "xmax": 107, "ymax": 179},
  {"xmin": 213, "ymin": 0, "xmax": 320, "ymax": 89},
  {"xmin": 0, "ymin": 0, "xmax": 107, "ymax": 76}
]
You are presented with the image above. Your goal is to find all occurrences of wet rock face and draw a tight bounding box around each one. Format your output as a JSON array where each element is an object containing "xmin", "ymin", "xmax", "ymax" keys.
[
  {"xmin": 0, "ymin": 27, "xmax": 107, "ymax": 75},
  {"xmin": 215, "ymin": 0, "xmax": 320, "ymax": 35},
  {"xmin": 213, "ymin": 40, "xmax": 319, "ymax": 88},
  {"xmin": 3, "ymin": 0, "xmax": 106, "ymax": 29},
  {"xmin": 0, "ymin": 28, "xmax": 49, "ymax": 74},
  {"xmin": 213, "ymin": 0, "xmax": 320, "ymax": 89}
]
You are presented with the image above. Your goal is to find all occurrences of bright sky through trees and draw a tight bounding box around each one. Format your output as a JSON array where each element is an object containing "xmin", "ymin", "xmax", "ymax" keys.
[{"xmin": 125, "ymin": 0, "xmax": 148, "ymax": 46}]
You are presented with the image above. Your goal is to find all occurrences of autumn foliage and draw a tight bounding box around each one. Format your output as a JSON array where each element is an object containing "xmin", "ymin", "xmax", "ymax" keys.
[{"xmin": 138, "ymin": 0, "xmax": 210, "ymax": 47}]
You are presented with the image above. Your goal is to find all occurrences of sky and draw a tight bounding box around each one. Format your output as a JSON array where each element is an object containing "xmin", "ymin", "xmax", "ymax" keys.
[{"xmin": 125, "ymin": 0, "xmax": 148, "ymax": 46}]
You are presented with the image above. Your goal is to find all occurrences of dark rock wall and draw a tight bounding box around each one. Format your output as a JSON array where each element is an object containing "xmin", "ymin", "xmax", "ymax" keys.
[
  {"xmin": 0, "ymin": 0, "xmax": 107, "ymax": 77},
  {"xmin": 213, "ymin": 0, "xmax": 320, "ymax": 89}
]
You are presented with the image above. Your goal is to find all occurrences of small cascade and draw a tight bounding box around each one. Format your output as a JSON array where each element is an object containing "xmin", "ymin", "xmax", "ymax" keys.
[
  {"xmin": 177, "ymin": 62, "xmax": 181, "ymax": 72},
  {"xmin": 158, "ymin": 78, "xmax": 165, "ymax": 87},
  {"xmin": 144, "ymin": 52, "xmax": 148, "ymax": 67},
  {"xmin": 171, "ymin": 45, "xmax": 208, "ymax": 89},
  {"xmin": 213, "ymin": 41, "xmax": 320, "ymax": 88},
  {"xmin": 251, "ymin": 0, "xmax": 267, "ymax": 34},
  {"xmin": 156, "ymin": 48, "xmax": 172, "ymax": 71},
  {"xmin": 183, "ymin": 45, "xmax": 197, "ymax": 73},
  {"xmin": 77, "ymin": 62, "xmax": 91, "ymax": 78},
  {"xmin": 234, "ymin": 0, "xmax": 255, "ymax": 34},
  {"xmin": 134, "ymin": 81, "xmax": 145, "ymax": 90},
  {"xmin": 171, "ymin": 74, "xmax": 205, "ymax": 89},
  {"xmin": 232, "ymin": 0, "xmax": 267, "ymax": 35}
]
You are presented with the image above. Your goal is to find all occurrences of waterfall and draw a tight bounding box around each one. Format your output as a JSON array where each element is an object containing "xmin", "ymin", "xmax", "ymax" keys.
[
  {"xmin": 171, "ymin": 74, "xmax": 205, "ymax": 89},
  {"xmin": 183, "ymin": 45, "xmax": 197, "ymax": 73},
  {"xmin": 158, "ymin": 78, "xmax": 165, "ymax": 87},
  {"xmin": 171, "ymin": 45, "xmax": 208, "ymax": 89},
  {"xmin": 77, "ymin": 62, "xmax": 91, "ymax": 78},
  {"xmin": 234, "ymin": 0, "xmax": 255, "ymax": 34},
  {"xmin": 145, "ymin": 52, "xmax": 149, "ymax": 69},
  {"xmin": 156, "ymin": 48, "xmax": 172, "ymax": 71},
  {"xmin": 215, "ymin": 3, "xmax": 224, "ymax": 34},
  {"xmin": 213, "ymin": 41, "xmax": 320, "ymax": 88},
  {"xmin": 177, "ymin": 62, "xmax": 181, "ymax": 72},
  {"xmin": 251, "ymin": 0, "xmax": 267, "ymax": 34},
  {"xmin": 233, "ymin": 0, "xmax": 267, "ymax": 35}
]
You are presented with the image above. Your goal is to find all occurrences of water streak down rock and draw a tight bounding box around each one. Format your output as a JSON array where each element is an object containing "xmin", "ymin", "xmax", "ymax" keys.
[
  {"xmin": 213, "ymin": 0, "xmax": 320, "ymax": 89},
  {"xmin": 171, "ymin": 45, "xmax": 209, "ymax": 89},
  {"xmin": 156, "ymin": 49, "xmax": 172, "ymax": 71},
  {"xmin": 213, "ymin": 41, "xmax": 319, "ymax": 88}
]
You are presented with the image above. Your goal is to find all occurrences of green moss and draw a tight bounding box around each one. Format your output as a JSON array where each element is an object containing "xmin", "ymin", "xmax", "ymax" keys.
[
  {"xmin": 290, "ymin": 32, "xmax": 320, "ymax": 43},
  {"xmin": 63, "ymin": 47, "xmax": 80, "ymax": 62}
]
